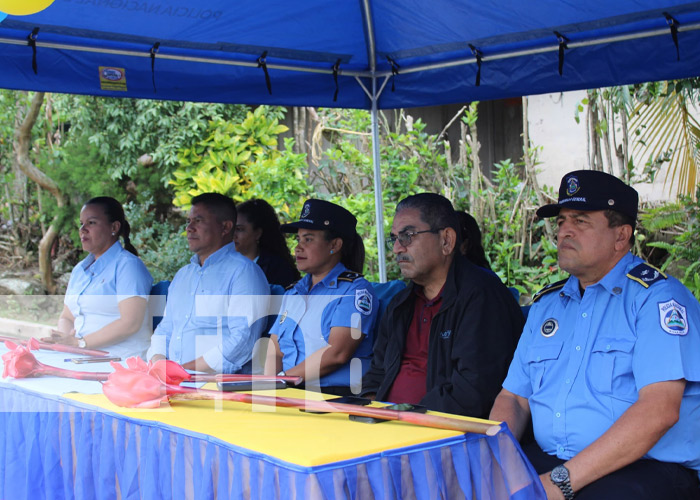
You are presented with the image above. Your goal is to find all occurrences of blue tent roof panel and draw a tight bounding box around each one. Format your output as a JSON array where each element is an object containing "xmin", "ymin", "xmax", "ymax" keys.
[{"xmin": 1, "ymin": 0, "xmax": 699, "ymax": 108}]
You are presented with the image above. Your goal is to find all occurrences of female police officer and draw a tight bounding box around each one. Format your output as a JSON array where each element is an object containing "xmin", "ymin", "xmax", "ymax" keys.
[{"xmin": 264, "ymin": 199, "xmax": 378, "ymax": 396}]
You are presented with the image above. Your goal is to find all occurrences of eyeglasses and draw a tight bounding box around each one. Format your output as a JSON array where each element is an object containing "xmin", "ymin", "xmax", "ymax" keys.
[{"xmin": 386, "ymin": 228, "xmax": 444, "ymax": 249}]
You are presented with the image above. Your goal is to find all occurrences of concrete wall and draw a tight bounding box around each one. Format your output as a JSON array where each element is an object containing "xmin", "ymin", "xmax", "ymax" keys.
[{"xmin": 527, "ymin": 90, "xmax": 680, "ymax": 203}]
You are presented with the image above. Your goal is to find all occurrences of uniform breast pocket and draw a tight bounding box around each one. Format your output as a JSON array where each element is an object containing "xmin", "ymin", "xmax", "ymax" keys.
[
  {"xmin": 588, "ymin": 337, "xmax": 636, "ymax": 399},
  {"xmin": 527, "ymin": 342, "xmax": 563, "ymax": 392}
]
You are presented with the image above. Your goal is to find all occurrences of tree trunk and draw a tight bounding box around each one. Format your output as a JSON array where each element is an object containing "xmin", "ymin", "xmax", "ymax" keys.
[
  {"xmin": 521, "ymin": 97, "xmax": 554, "ymax": 242},
  {"xmin": 10, "ymin": 99, "xmax": 27, "ymax": 252},
  {"xmin": 13, "ymin": 91, "xmax": 64, "ymax": 294},
  {"xmin": 620, "ymin": 111, "xmax": 630, "ymax": 182}
]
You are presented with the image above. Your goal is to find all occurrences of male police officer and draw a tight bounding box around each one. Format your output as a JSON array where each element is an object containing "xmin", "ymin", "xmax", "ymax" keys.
[
  {"xmin": 362, "ymin": 193, "xmax": 523, "ymax": 417},
  {"xmin": 490, "ymin": 170, "xmax": 700, "ymax": 499}
]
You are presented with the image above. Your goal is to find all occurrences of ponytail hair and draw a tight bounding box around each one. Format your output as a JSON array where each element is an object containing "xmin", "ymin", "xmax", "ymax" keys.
[
  {"xmin": 325, "ymin": 230, "xmax": 365, "ymax": 274},
  {"xmin": 84, "ymin": 196, "xmax": 138, "ymax": 256}
]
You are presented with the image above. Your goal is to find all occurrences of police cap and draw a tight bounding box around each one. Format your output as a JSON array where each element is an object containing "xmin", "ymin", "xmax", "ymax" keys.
[
  {"xmin": 280, "ymin": 199, "xmax": 357, "ymax": 239},
  {"xmin": 536, "ymin": 170, "xmax": 638, "ymax": 221}
]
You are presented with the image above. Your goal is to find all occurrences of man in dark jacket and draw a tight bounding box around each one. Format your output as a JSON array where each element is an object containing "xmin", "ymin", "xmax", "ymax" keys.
[{"xmin": 361, "ymin": 193, "xmax": 524, "ymax": 417}]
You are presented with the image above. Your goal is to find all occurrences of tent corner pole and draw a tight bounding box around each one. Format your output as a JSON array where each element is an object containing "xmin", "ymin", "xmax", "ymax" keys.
[{"xmin": 370, "ymin": 80, "xmax": 387, "ymax": 283}]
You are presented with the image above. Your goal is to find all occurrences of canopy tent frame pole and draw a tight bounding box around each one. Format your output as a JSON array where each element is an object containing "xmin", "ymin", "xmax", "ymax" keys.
[
  {"xmin": 362, "ymin": 0, "xmax": 387, "ymax": 283},
  {"xmin": 1, "ymin": 20, "xmax": 698, "ymax": 81},
  {"xmin": 370, "ymin": 83, "xmax": 387, "ymax": 283}
]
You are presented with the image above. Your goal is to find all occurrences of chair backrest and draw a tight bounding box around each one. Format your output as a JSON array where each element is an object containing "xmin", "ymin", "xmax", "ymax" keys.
[
  {"xmin": 506, "ymin": 286, "xmax": 532, "ymax": 321},
  {"xmin": 150, "ymin": 280, "xmax": 170, "ymax": 331},
  {"xmin": 370, "ymin": 279, "xmax": 407, "ymax": 331}
]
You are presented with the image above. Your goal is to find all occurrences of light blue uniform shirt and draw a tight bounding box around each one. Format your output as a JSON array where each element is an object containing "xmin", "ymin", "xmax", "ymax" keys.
[
  {"xmin": 503, "ymin": 252, "xmax": 700, "ymax": 475},
  {"xmin": 147, "ymin": 242, "xmax": 269, "ymax": 373},
  {"xmin": 65, "ymin": 241, "xmax": 153, "ymax": 359},
  {"xmin": 270, "ymin": 263, "xmax": 378, "ymax": 389}
]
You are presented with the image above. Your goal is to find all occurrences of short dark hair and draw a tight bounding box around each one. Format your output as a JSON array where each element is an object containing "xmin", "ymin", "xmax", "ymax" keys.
[
  {"xmin": 396, "ymin": 193, "xmax": 459, "ymax": 234},
  {"xmin": 191, "ymin": 193, "xmax": 237, "ymax": 224},
  {"xmin": 604, "ymin": 209, "xmax": 635, "ymax": 247}
]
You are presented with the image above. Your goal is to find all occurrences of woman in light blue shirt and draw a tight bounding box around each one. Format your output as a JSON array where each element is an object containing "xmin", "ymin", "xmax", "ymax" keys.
[
  {"xmin": 265, "ymin": 199, "xmax": 378, "ymax": 396},
  {"xmin": 45, "ymin": 197, "xmax": 153, "ymax": 359}
]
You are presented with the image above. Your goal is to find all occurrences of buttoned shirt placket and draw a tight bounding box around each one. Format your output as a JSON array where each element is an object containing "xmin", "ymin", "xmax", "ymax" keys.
[
  {"xmin": 171, "ymin": 262, "xmax": 206, "ymax": 364},
  {"xmin": 551, "ymin": 285, "xmax": 596, "ymax": 458}
]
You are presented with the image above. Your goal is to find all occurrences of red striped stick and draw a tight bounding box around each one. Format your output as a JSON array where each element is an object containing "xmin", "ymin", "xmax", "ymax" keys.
[
  {"xmin": 167, "ymin": 385, "xmax": 500, "ymax": 436},
  {"xmin": 188, "ymin": 374, "xmax": 303, "ymax": 385}
]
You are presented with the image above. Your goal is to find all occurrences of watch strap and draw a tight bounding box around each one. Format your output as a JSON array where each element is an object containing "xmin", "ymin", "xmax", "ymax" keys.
[
  {"xmin": 556, "ymin": 480, "xmax": 574, "ymax": 500},
  {"xmin": 550, "ymin": 465, "xmax": 575, "ymax": 500}
]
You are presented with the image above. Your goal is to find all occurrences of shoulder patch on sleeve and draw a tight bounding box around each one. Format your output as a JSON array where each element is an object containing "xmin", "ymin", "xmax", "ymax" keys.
[
  {"xmin": 531, "ymin": 279, "xmax": 567, "ymax": 304},
  {"xmin": 626, "ymin": 263, "xmax": 667, "ymax": 288},
  {"xmin": 338, "ymin": 271, "xmax": 364, "ymax": 282},
  {"xmin": 355, "ymin": 288, "xmax": 373, "ymax": 315}
]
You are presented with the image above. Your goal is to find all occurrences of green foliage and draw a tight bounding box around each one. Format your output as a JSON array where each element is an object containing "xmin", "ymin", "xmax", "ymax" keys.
[
  {"xmin": 245, "ymin": 138, "xmax": 311, "ymax": 220},
  {"xmin": 479, "ymin": 160, "xmax": 568, "ymax": 296},
  {"xmin": 170, "ymin": 106, "xmax": 288, "ymax": 208},
  {"xmin": 123, "ymin": 195, "xmax": 190, "ymax": 283},
  {"xmin": 640, "ymin": 188, "xmax": 700, "ymax": 299},
  {"xmin": 52, "ymin": 95, "xmax": 249, "ymax": 207}
]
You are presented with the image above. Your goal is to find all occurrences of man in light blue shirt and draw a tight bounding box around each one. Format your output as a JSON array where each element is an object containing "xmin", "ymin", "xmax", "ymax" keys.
[
  {"xmin": 147, "ymin": 193, "xmax": 269, "ymax": 373},
  {"xmin": 490, "ymin": 170, "xmax": 700, "ymax": 499}
]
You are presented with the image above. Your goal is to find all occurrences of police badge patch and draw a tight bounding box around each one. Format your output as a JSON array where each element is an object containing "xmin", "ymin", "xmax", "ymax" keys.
[
  {"xmin": 658, "ymin": 299, "xmax": 688, "ymax": 336},
  {"xmin": 541, "ymin": 318, "xmax": 559, "ymax": 337},
  {"xmin": 566, "ymin": 175, "xmax": 580, "ymax": 196},
  {"xmin": 355, "ymin": 289, "xmax": 372, "ymax": 315}
]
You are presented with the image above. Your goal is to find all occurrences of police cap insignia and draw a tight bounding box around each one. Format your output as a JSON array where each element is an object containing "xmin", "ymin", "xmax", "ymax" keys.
[{"xmin": 566, "ymin": 176, "xmax": 580, "ymax": 196}]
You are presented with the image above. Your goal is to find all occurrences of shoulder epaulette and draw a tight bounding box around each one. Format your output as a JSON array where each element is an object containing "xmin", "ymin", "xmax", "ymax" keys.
[
  {"xmin": 626, "ymin": 263, "xmax": 667, "ymax": 288},
  {"xmin": 531, "ymin": 279, "xmax": 567, "ymax": 304},
  {"xmin": 338, "ymin": 271, "xmax": 364, "ymax": 282},
  {"xmin": 285, "ymin": 280, "xmax": 299, "ymax": 291}
]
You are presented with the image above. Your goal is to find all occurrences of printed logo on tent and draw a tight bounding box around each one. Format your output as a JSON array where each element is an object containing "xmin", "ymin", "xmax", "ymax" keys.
[
  {"xmin": 99, "ymin": 67, "xmax": 127, "ymax": 92},
  {"xmin": 658, "ymin": 299, "xmax": 688, "ymax": 336},
  {"xmin": 0, "ymin": 0, "xmax": 55, "ymax": 16}
]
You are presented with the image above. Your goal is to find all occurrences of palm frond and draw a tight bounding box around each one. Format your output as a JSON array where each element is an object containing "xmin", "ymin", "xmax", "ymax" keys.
[{"xmin": 630, "ymin": 82, "xmax": 700, "ymax": 199}]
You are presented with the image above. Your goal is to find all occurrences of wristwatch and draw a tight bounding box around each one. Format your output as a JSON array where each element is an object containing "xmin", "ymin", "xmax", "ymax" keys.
[
  {"xmin": 550, "ymin": 465, "xmax": 574, "ymax": 499},
  {"xmin": 76, "ymin": 334, "xmax": 87, "ymax": 349}
]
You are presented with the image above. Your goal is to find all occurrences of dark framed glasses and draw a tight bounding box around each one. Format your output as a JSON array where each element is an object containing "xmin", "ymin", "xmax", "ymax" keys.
[{"xmin": 386, "ymin": 228, "xmax": 443, "ymax": 249}]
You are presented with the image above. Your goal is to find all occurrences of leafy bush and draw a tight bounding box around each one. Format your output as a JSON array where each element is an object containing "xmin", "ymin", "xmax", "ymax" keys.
[
  {"xmin": 479, "ymin": 160, "xmax": 567, "ymax": 297},
  {"xmin": 171, "ymin": 107, "xmax": 288, "ymax": 208},
  {"xmin": 244, "ymin": 138, "xmax": 311, "ymax": 221},
  {"xmin": 640, "ymin": 188, "xmax": 700, "ymax": 299},
  {"xmin": 123, "ymin": 196, "xmax": 190, "ymax": 283}
]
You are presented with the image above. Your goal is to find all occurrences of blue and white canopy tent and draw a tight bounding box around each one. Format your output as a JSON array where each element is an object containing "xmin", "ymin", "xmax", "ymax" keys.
[{"xmin": 2, "ymin": 0, "xmax": 700, "ymax": 280}]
